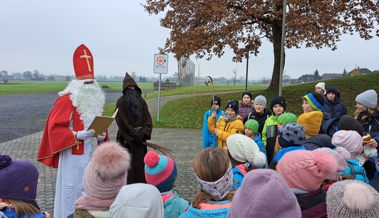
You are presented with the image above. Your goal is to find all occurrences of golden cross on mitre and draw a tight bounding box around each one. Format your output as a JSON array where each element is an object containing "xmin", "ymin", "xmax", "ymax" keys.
[{"xmin": 80, "ymin": 49, "xmax": 92, "ymax": 72}]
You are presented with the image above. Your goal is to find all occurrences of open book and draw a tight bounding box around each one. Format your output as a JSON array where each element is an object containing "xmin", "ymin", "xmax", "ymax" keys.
[{"xmin": 88, "ymin": 108, "xmax": 118, "ymax": 136}]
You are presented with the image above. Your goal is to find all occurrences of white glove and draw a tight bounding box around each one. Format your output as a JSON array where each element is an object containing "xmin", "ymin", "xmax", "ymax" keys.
[
  {"xmin": 76, "ymin": 129, "xmax": 95, "ymax": 140},
  {"xmin": 97, "ymin": 132, "xmax": 107, "ymax": 142}
]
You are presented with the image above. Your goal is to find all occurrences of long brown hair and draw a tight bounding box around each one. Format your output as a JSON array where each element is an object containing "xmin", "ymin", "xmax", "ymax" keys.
[
  {"xmin": 7, "ymin": 199, "xmax": 42, "ymax": 217},
  {"xmin": 191, "ymin": 148, "xmax": 234, "ymax": 209}
]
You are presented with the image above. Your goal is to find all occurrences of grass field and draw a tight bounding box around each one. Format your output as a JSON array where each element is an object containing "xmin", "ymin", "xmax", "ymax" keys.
[
  {"xmin": 152, "ymin": 73, "xmax": 379, "ymax": 128},
  {"xmin": 2, "ymin": 73, "xmax": 379, "ymax": 129}
]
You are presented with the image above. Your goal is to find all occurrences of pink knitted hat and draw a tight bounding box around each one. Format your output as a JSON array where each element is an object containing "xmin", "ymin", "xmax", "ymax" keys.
[
  {"xmin": 76, "ymin": 141, "xmax": 130, "ymax": 210},
  {"xmin": 332, "ymin": 130, "xmax": 363, "ymax": 154},
  {"xmin": 278, "ymin": 150, "xmax": 338, "ymax": 191},
  {"xmin": 144, "ymin": 150, "xmax": 177, "ymax": 192}
]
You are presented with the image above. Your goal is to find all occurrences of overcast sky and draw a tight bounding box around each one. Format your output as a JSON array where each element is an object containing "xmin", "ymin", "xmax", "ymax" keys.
[{"xmin": 1, "ymin": 0, "xmax": 378, "ymax": 80}]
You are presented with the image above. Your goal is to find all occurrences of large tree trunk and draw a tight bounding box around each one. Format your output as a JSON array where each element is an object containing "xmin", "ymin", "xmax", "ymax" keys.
[{"xmin": 267, "ymin": 22, "xmax": 285, "ymax": 94}]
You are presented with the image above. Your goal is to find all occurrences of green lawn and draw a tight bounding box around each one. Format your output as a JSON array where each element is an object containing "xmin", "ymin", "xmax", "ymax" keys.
[{"xmin": 152, "ymin": 73, "xmax": 379, "ymax": 128}]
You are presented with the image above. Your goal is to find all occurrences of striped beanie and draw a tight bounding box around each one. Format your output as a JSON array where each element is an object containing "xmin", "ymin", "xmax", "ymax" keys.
[
  {"xmin": 144, "ymin": 150, "xmax": 177, "ymax": 193},
  {"xmin": 304, "ymin": 92, "xmax": 324, "ymax": 111}
]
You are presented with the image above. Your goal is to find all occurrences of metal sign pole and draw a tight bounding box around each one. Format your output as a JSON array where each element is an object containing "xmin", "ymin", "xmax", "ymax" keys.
[{"xmin": 157, "ymin": 73, "xmax": 162, "ymax": 122}]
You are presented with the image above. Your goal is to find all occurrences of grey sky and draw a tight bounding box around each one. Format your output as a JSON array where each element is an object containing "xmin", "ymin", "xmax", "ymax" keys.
[{"xmin": 1, "ymin": 0, "xmax": 378, "ymax": 80}]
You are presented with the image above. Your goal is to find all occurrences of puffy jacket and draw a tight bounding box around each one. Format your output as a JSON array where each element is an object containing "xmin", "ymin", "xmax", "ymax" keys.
[
  {"xmin": 323, "ymin": 96, "xmax": 347, "ymax": 120},
  {"xmin": 202, "ymin": 108, "xmax": 224, "ymax": 149},
  {"xmin": 208, "ymin": 115, "xmax": 244, "ymax": 149}
]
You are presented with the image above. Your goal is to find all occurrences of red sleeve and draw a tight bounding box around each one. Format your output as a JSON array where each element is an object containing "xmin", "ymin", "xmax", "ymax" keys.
[{"xmin": 37, "ymin": 95, "xmax": 78, "ymax": 168}]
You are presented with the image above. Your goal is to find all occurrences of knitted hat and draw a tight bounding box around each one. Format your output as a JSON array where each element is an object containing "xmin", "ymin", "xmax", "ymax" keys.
[
  {"xmin": 355, "ymin": 89, "xmax": 378, "ymax": 109},
  {"xmin": 228, "ymin": 169, "xmax": 301, "ymax": 218},
  {"xmin": 144, "ymin": 150, "xmax": 177, "ymax": 192},
  {"xmin": 331, "ymin": 130, "xmax": 363, "ymax": 154},
  {"xmin": 326, "ymin": 180, "xmax": 379, "ymax": 218},
  {"xmin": 110, "ymin": 183, "xmax": 164, "ymax": 218},
  {"xmin": 75, "ymin": 141, "xmax": 131, "ymax": 210},
  {"xmin": 297, "ymin": 111, "xmax": 323, "ymax": 136},
  {"xmin": 277, "ymin": 150, "xmax": 338, "ymax": 191},
  {"xmin": 304, "ymin": 92, "xmax": 324, "ymax": 111},
  {"xmin": 315, "ymin": 82, "xmax": 326, "ymax": 93},
  {"xmin": 314, "ymin": 147, "xmax": 351, "ymax": 180},
  {"xmin": 242, "ymin": 91, "xmax": 252, "ymax": 100},
  {"xmin": 278, "ymin": 112, "xmax": 298, "ymax": 125},
  {"xmin": 225, "ymin": 100, "xmax": 239, "ymax": 113},
  {"xmin": 338, "ymin": 115, "xmax": 364, "ymax": 136},
  {"xmin": 0, "ymin": 154, "xmax": 39, "ymax": 208},
  {"xmin": 226, "ymin": 134, "xmax": 267, "ymax": 168},
  {"xmin": 270, "ymin": 96, "xmax": 286, "ymax": 111},
  {"xmin": 254, "ymin": 95, "xmax": 267, "ymax": 108},
  {"xmin": 278, "ymin": 123, "xmax": 306, "ymax": 147},
  {"xmin": 211, "ymin": 96, "xmax": 221, "ymax": 107},
  {"xmin": 244, "ymin": 119, "xmax": 259, "ymax": 133}
]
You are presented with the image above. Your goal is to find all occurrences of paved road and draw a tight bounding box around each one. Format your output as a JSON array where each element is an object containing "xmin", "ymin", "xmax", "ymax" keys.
[{"xmin": 0, "ymin": 91, "xmax": 121, "ymax": 142}]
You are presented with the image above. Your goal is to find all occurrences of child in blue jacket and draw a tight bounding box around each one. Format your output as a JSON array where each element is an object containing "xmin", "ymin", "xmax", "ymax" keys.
[{"xmin": 202, "ymin": 96, "xmax": 224, "ymax": 149}]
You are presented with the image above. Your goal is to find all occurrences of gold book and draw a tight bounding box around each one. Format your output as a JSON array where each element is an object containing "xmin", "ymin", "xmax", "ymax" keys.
[{"xmin": 88, "ymin": 108, "xmax": 118, "ymax": 136}]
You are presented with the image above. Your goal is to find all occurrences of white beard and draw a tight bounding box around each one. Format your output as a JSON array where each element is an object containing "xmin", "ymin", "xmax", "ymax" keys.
[{"xmin": 59, "ymin": 79, "xmax": 105, "ymax": 123}]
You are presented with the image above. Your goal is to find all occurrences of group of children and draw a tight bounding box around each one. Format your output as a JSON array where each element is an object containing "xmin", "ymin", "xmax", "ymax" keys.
[{"xmin": 2, "ymin": 85, "xmax": 379, "ymax": 218}]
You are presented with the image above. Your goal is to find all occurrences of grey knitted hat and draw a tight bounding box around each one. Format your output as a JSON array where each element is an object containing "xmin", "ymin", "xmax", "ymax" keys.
[
  {"xmin": 254, "ymin": 95, "xmax": 267, "ymax": 108},
  {"xmin": 327, "ymin": 180, "xmax": 379, "ymax": 218},
  {"xmin": 355, "ymin": 89, "xmax": 377, "ymax": 109}
]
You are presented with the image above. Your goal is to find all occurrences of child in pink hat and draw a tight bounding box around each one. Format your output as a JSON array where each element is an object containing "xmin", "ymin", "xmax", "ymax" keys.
[{"xmin": 278, "ymin": 150, "xmax": 338, "ymax": 218}]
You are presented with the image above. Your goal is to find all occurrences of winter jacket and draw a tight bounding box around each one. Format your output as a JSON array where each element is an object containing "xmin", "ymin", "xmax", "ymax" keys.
[
  {"xmin": 303, "ymin": 134, "xmax": 334, "ymax": 150},
  {"xmin": 323, "ymin": 95, "xmax": 347, "ymax": 121},
  {"xmin": 245, "ymin": 108, "xmax": 272, "ymax": 134},
  {"xmin": 202, "ymin": 108, "xmax": 224, "ymax": 149},
  {"xmin": 253, "ymin": 134, "xmax": 266, "ymax": 154},
  {"xmin": 262, "ymin": 115, "xmax": 279, "ymax": 164},
  {"xmin": 340, "ymin": 159, "xmax": 370, "ymax": 184},
  {"xmin": 162, "ymin": 190, "xmax": 189, "ymax": 218},
  {"xmin": 356, "ymin": 110, "xmax": 379, "ymax": 135},
  {"xmin": 179, "ymin": 200, "xmax": 232, "ymax": 218},
  {"xmin": 238, "ymin": 102, "xmax": 253, "ymax": 122},
  {"xmin": 232, "ymin": 164, "xmax": 247, "ymax": 190},
  {"xmin": 294, "ymin": 188, "xmax": 327, "ymax": 218},
  {"xmin": 208, "ymin": 115, "xmax": 244, "ymax": 149}
]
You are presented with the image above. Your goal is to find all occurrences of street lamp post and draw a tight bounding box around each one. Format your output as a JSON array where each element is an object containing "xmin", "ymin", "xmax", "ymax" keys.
[{"xmin": 279, "ymin": 0, "xmax": 287, "ymax": 96}]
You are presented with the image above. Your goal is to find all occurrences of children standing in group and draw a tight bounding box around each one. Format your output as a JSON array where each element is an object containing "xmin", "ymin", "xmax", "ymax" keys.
[
  {"xmin": 244, "ymin": 119, "xmax": 265, "ymax": 153},
  {"xmin": 262, "ymin": 96, "xmax": 286, "ymax": 164},
  {"xmin": 202, "ymin": 96, "xmax": 224, "ymax": 149},
  {"xmin": 244, "ymin": 95, "xmax": 271, "ymax": 134},
  {"xmin": 208, "ymin": 100, "xmax": 244, "ymax": 149},
  {"xmin": 238, "ymin": 91, "xmax": 253, "ymax": 122},
  {"xmin": 0, "ymin": 154, "xmax": 50, "ymax": 218},
  {"xmin": 144, "ymin": 150, "xmax": 189, "ymax": 218},
  {"xmin": 226, "ymin": 134, "xmax": 267, "ymax": 189},
  {"xmin": 179, "ymin": 148, "xmax": 234, "ymax": 217}
]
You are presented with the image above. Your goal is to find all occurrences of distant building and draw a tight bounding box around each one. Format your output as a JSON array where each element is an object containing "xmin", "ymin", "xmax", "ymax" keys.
[
  {"xmin": 178, "ymin": 57, "xmax": 195, "ymax": 86},
  {"xmin": 297, "ymin": 74, "xmax": 315, "ymax": 83},
  {"xmin": 321, "ymin": 73, "xmax": 343, "ymax": 80},
  {"xmin": 349, "ymin": 67, "xmax": 372, "ymax": 76}
]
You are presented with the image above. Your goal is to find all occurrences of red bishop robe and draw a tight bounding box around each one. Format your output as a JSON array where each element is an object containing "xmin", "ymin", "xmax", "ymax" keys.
[{"xmin": 37, "ymin": 94, "xmax": 86, "ymax": 168}]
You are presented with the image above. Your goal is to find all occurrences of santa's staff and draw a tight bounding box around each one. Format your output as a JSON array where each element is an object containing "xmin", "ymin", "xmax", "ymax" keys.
[{"xmin": 205, "ymin": 76, "xmax": 215, "ymax": 106}]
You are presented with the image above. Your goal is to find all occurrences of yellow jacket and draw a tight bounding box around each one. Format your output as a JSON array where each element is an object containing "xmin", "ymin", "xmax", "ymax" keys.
[{"xmin": 208, "ymin": 115, "xmax": 245, "ymax": 149}]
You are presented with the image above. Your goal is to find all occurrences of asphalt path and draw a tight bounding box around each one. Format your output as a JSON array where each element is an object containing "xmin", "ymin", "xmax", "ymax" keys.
[{"xmin": 0, "ymin": 91, "xmax": 121, "ymax": 142}]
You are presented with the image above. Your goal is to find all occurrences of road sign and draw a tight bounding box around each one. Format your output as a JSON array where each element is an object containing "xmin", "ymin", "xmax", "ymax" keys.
[{"xmin": 153, "ymin": 54, "xmax": 168, "ymax": 74}]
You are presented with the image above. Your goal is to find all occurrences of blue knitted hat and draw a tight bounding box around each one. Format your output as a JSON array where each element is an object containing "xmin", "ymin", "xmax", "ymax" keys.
[{"xmin": 144, "ymin": 151, "xmax": 177, "ymax": 193}]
